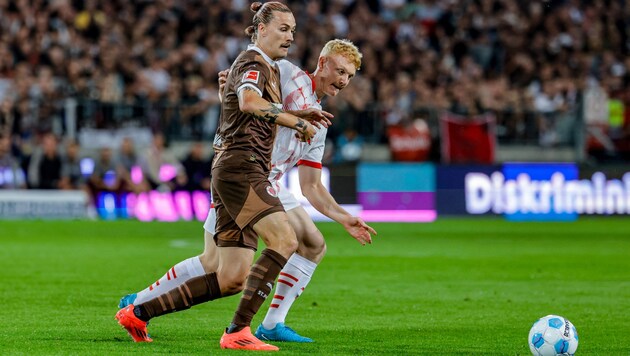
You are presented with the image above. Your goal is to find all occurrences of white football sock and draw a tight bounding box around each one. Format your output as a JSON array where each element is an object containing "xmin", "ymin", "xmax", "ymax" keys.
[
  {"xmin": 261, "ymin": 253, "xmax": 317, "ymax": 330},
  {"xmin": 133, "ymin": 256, "xmax": 205, "ymax": 305}
]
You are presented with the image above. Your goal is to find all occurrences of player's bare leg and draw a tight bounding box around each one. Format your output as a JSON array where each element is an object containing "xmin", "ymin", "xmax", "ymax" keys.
[
  {"xmin": 115, "ymin": 230, "xmax": 223, "ymax": 342},
  {"xmin": 199, "ymin": 230, "xmax": 219, "ymax": 272},
  {"xmin": 256, "ymin": 206, "xmax": 324, "ymax": 343},
  {"xmin": 116, "ymin": 244, "xmax": 247, "ymax": 343},
  {"xmin": 220, "ymin": 211, "xmax": 297, "ymax": 351},
  {"xmin": 118, "ymin": 230, "xmax": 220, "ymax": 309}
]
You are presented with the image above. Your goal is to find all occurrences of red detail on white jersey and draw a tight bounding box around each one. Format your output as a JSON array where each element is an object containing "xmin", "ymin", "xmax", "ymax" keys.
[
  {"xmin": 303, "ymin": 70, "xmax": 317, "ymax": 95},
  {"xmin": 270, "ymin": 304, "xmax": 280, "ymax": 308},
  {"xmin": 284, "ymin": 87, "xmax": 310, "ymax": 110},
  {"xmin": 296, "ymin": 160, "xmax": 322, "ymax": 169},
  {"xmin": 242, "ymin": 70, "xmax": 259, "ymax": 84},
  {"xmin": 273, "ymin": 295, "xmax": 285, "ymax": 300},
  {"xmin": 171, "ymin": 267, "xmax": 177, "ymax": 279},
  {"xmin": 167, "ymin": 271, "xmax": 171, "ymax": 280},
  {"xmin": 149, "ymin": 285, "xmax": 154, "ymax": 291},
  {"xmin": 155, "ymin": 280, "xmax": 160, "ymax": 286}
]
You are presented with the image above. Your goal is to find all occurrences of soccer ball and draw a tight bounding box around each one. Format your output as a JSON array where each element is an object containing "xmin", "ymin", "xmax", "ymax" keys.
[{"xmin": 528, "ymin": 315, "xmax": 579, "ymax": 355}]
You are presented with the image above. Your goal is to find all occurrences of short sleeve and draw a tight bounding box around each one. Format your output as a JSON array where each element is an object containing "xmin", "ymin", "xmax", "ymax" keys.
[
  {"xmin": 296, "ymin": 131, "xmax": 326, "ymax": 169},
  {"xmin": 234, "ymin": 60, "xmax": 270, "ymax": 98}
]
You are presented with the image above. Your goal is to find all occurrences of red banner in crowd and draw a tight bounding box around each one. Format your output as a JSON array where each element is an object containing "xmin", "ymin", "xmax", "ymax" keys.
[
  {"xmin": 386, "ymin": 119, "xmax": 431, "ymax": 162},
  {"xmin": 440, "ymin": 112, "xmax": 496, "ymax": 164}
]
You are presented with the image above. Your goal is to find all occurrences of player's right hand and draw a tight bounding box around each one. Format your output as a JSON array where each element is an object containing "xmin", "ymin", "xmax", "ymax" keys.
[{"xmin": 343, "ymin": 217, "xmax": 377, "ymax": 246}]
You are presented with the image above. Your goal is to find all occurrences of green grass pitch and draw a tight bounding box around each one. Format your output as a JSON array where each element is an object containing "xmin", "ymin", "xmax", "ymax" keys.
[{"xmin": 0, "ymin": 217, "xmax": 629, "ymax": 355}]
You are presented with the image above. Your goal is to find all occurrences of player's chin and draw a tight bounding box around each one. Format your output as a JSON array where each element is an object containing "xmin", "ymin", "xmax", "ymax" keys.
[{"xmin": 327, "ymin": 87, "xmax": 340, "ymax": 96}]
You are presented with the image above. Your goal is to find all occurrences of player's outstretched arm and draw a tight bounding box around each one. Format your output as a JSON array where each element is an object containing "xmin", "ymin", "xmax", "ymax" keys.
[
  {"xmin": 286, "ymin": 108, "xmax": 333, "ymax": 129},
  {"xmin": 298, "ymin": 165, "xmax": 376, "ymax": 245},
  {"xmin": 239, "ymin": 88, "xmax": 316, "ymax": 142},
  {"xmin": 218, "ymin": 68, "xmax": 318, "ymax": 141}
]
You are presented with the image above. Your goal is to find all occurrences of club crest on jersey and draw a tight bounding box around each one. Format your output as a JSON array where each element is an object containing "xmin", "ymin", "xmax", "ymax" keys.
[
  {"xmin": 242, "ymin": 70, "xmax": 259, "ymax": 84},
  {"xmin": 266, "ymin": 185, "xmax": 278, "ymax": 197}
]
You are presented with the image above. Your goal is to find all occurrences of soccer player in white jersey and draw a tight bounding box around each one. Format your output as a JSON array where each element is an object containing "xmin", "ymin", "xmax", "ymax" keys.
[{"xmin": 118, "ymin": 39, "xmax": 376, "ymax": 343}]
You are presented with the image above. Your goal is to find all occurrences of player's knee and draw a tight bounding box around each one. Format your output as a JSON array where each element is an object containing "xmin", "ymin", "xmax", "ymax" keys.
[
  {"xmin": 266, "ymin": 229, "xmax": 298, "ymax": 256},
  {"xmin": 311, "ymin": 230, "xmax": 326, "ymax": 254},
  {"xmin": 217, "ymin": 260, "xmax": 251, "ymax": 296},
  {"xmin": 300, "ymin": 233, "xmax": 326, "ymax": 262},
  {"xmin": 317, "ymin": 240, "xmax": 327, "ymax": 259},
  {"xmin": 198, "ymin": 252, "xmax": 218, "ymax": 273},
  {"xmin": 219, "ymin": 272, "xmax": 248, "ymax": 296},
  {"xmin": 222, "ymin": 278, "xmax": 246, "ymax": 295},
  {"xmin": 276, "ymin": 234, "xmax": 298, "ymax": 257}
]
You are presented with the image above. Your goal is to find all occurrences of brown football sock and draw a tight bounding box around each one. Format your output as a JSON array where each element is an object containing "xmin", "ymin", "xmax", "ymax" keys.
[
  {"xmin": 228, "ymin": 249, "xmax": 287, "ymax": 332},
  {"xmin": 134, "ymin": 272, "xmax": 221, "ymax": 321}
]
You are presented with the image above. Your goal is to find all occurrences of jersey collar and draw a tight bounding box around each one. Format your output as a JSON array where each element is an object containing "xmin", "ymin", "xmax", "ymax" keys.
[
  {"xmin": 305, "ymin": 71, "xmax": 320, "ymax": 103},
  {"xmin": 247, "ymin": 44, "xmax": 276, "ymax": 66}
]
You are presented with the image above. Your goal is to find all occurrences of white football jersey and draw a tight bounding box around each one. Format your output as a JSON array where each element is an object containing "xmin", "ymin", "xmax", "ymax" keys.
[{"xmin": 268, "ymin": 59, "xmax": 327, "ymax": 187}]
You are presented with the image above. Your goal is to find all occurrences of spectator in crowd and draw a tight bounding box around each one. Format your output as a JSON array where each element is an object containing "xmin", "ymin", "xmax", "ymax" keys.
[
  {"xmin": 335, "ymin": 128, "xmax": 364, "ymax": 164},
  {"xmin": 89, "ymin": 146, "xmax": 121, "ymax": 194},
  {"xmin": 0, "ymin": 0, "xmax": 629, "ymax": 171},
  {"xmin": 0, "ymin": 99, "xmax": 15, "ymax": 136},
  {"xmin": 179, "ymin": 75, "xmax": 209, "ymax": 139},
  {"xmin": 116, "ymin": 137, "xmax": 150, "ymax": 193},
  {"xmin": 59, "ymin": 139, "xmax": 86, "ymax": 190},
  {"xmin": 27, "ymin": 133, "xmax": 62, "ymax": 189},
  {"xmin": 181, "ymin": 141, "xmax": 211, "ymax": 192},
  {"xmin": 0, "ymin": 134, "xmax": 26, "ymax": 189},
  {"xmin": 139, "ymin": 132, "xmax": 187, "ymax": 191},
  {"xmin": 116, "ymin": 137, "xmax": 138, "ymax": 177}
]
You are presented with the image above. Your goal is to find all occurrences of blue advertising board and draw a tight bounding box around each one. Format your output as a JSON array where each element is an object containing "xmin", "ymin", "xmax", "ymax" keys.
[{"xmin": 438, "ymin": 163, "xmax": 586, "ymax": 221}]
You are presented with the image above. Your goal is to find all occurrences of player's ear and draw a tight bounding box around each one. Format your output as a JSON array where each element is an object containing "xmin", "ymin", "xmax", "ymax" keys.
[{"xmin": 318, "ymin": 56, "xmax": 327, "ymax": 69}]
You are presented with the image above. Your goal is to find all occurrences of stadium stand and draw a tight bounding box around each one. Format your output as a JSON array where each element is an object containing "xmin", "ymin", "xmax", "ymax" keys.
[{"xmin": 0, "ymin": 0, "xmax": 629, "ymax": 191}]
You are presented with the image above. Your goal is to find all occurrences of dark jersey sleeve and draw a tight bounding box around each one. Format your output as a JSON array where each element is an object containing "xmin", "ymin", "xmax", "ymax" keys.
[{"xmin": 232, "ymin": 60, "xmax": 272, "ymax": 99}]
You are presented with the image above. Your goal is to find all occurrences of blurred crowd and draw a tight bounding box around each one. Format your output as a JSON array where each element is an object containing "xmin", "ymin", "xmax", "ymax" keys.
[
  {"xmin": 0, "ymin": 129, "xmax": 211, "ymax": 205},
  {"xmin": 1, "ymin": 0, "xmax": 630, "ymax": 191}
]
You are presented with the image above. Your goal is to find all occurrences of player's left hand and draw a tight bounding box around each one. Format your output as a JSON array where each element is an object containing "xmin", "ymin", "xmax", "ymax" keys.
[
  {"xmin": 294, "ymin": 120, "xmax": 317, "ymax": 144},
  {"xmin": 292, "ymin": 108, "xmax": 333, "ymax": 129},
  {"xmin": 343, "ymin": 217, "xmax": 377, "ymax": 246},
  {"xmin": 218, "ymin": 69, "xmax": 229, "ymax": 101}
]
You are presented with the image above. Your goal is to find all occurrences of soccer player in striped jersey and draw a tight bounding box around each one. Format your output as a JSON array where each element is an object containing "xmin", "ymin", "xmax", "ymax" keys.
[{"xmin": 118, "ymin": 38, "xmax": 376, "ymax": 344}]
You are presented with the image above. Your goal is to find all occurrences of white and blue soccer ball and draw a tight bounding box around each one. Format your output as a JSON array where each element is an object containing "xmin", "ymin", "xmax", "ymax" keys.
[{"xmin": 528, "ymin": 315, "xmax": 579, "ymax": 356}]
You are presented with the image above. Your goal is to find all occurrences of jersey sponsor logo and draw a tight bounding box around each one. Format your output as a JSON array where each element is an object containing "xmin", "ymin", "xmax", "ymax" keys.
[
  {"xmin": 242, "ymin": 70, "xmax": 259, "ymax": 84},
  {"xmin": 266, "ymin": 185, "xmax": 278, "ymax": 197}
]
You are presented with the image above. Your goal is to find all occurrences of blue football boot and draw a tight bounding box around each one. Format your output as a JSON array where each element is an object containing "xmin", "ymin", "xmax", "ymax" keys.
[
  {"xmin": 254, "ymin": 323, "xmax": 313, "ymax": 343},
  {"xmin": 118, "ymin": 293, "xmax": 137, "ymax": 309}
]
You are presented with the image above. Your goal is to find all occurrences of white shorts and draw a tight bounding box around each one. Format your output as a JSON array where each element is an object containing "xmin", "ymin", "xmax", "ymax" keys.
[{"xmin": 203, "ymin": 181, "xmax": 300, "ymax": 234}]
